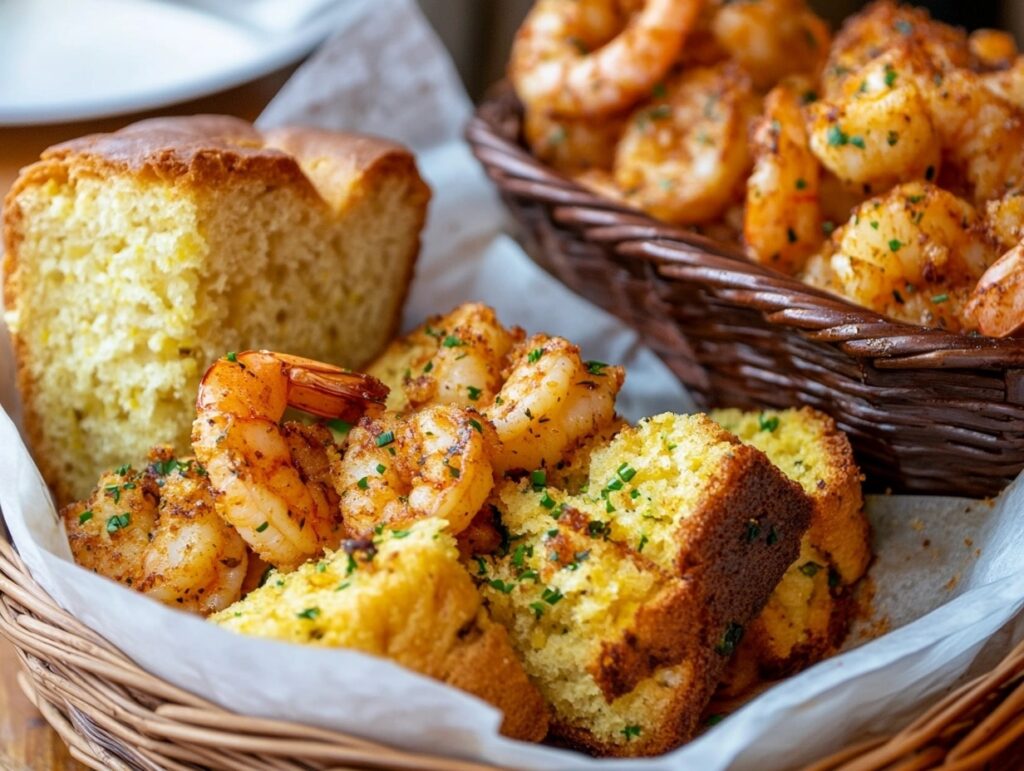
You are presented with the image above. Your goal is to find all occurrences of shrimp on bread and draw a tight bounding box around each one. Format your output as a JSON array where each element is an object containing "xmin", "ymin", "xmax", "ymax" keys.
[{"xmin": 191, "ymin": 350, "xmax": 388, "ymax": 571}]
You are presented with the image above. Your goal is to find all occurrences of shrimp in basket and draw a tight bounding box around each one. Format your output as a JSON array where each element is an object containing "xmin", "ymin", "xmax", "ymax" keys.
[{"xmin": 192, "ymin": 351, "xmax": 388, "ymax": 572}]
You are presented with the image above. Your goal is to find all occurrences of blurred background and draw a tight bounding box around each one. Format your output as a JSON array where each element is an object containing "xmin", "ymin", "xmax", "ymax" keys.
[{"xmin": 428, "ymin": 0, "xmax": 1018, "ymax": 99}]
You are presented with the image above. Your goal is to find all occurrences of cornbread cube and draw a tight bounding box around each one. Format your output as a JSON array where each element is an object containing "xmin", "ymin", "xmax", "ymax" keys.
[
  {"xmin": 213, "ymin": 518, "xmax": 548, "ymax": 742},
  {"xmin": 711, "ymin": 407, "xmax": 870, "ymax": 692},
  {"xmin": 3, "ymin": 115, "xmax": 429, "ymax": 503},
  {"xmin": 479, "ymin": 413, "xmax": 813, "ymax": 756}
]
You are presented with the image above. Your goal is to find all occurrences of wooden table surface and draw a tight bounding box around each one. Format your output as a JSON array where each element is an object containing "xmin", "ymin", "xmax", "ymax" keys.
[{"xmin": 0, "ymin": 67, "xmax": 293, "ymax": 771}]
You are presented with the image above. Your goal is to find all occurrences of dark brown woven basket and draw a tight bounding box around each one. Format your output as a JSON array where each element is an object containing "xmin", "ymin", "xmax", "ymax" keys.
[{"xmin": 467, "ymin": 90, "xmax": 1024, "ymax": 498}]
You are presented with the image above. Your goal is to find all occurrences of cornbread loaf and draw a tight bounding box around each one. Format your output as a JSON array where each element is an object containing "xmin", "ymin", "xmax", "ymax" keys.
[
  {"xmin": 2, "ymin": 115, "xmax": 430, "ymax": 504},
  {"xmin": 711, "ymin": 408, "xmax": 870, "ymax": 694},
  {"xmin": 213, "ymin": 518, "xmax": 549, "ymax": 742},
  {"xmin": 479, "ymin": 413, "xmax": 813, "ymax": 756}
]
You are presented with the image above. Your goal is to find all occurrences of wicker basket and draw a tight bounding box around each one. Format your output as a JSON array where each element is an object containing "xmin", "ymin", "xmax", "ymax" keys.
[
  {"xmin": 2, "ymin": 531, "xmax": 1024, "ymax": 770},
  {"xmin": 466, "ymin": 90, "xmax": 1024, "ymax": 498}
]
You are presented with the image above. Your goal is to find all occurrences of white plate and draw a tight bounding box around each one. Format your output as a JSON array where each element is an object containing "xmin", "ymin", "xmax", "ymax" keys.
[{"xmin": 0, "ymin": 0, "xmax": 342, "ymax": 125}]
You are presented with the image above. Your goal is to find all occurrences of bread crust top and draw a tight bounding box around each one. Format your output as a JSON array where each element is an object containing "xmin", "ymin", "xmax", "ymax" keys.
[{"xmin": 32, "ymin": 115, "xmax": 421, "ymax": 208}]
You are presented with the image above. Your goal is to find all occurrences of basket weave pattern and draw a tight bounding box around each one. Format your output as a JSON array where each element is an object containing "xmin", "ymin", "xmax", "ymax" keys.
[{"xmin": 467, "ymin": 91, "xmax": 1024, "ymax": 498}]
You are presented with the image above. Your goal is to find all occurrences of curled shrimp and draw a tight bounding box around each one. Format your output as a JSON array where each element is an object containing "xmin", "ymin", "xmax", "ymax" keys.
[
  {"xmin": 817, "ymin": 182, "xmax": 997, "ymax": 330},
  {"xmin": 484, "ymin": 334, "xmax": 624, "ymax": 474},
  {"xmin": 510, "ymin": 0, "xmax": 702, "ymax": 118},
  {"xmin": 368, "ymin": 304, "xmax": 523, "ymax": 413},
  {"xmin": 371, "ymin": 306, "xmax": 625, "ymax": 475},
  {"xmin": 709, "ymin": 0, "xmax": 830, "ymax": 91},
  {"xmin": 824, "ymin": 1, "xmax": 969, "ymax": 100},
  {"xmin": 614, "ymin": 62, "xmax": 759, "ymax": 224},
  {"xmin": 744, "ymin": 80, "xmax": 823, "ymax": 274},
  {"xmin": 331, "ymin": 405, "xmax": 497, "ymax": 538},
  {"xmin": 192, "ymin": 351, "xmax": 388, "ymax": 571},
  {"xmin": 807, "ymin": 50, "xmax": 941, "ymax": 196},
  {"xmin": 62, "ymin": 449, "xmax": 248, "ymax": 615}
]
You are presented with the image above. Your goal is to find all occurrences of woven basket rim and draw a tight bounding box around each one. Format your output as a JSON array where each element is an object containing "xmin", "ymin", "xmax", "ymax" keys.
[
  {"xmin": 467, "ymin": 89, "xmax": 1024, "ymax": 369},
  {"xmin": 4, "ymin": 529, "xmax": 1024, "ymax": 770}
]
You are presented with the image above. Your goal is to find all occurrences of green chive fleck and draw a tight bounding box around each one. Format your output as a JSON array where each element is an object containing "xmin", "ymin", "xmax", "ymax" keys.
[{"xmin": 106, "ymin": 513, "xmax": 130, "ymax": 533}]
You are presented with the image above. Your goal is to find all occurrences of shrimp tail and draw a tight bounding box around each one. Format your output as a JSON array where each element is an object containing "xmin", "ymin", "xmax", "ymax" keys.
[{"xmin": 283, "ymin": 363, "xmax": 389, "ymax": 420}]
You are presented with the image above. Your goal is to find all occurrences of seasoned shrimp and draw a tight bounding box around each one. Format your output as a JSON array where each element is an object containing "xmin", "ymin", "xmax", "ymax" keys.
[
  {"xmin": 192, "ymin": 351, "xmax": 388, "ymax": 571},
  {"xmin": 331, "ymin": 405, "xmax": 497, "ymax": 538},
  {"xmin": 819, "ymin": 182, "xmax": 997, "ymax": 330},
  {"xmin": 824, "ymin": 1, "xmax": 969, "ymax": 99},
  {"xmin": 916, "ymin": 67, "xmax": 1024, "ymax": 204},
  {"xmin": 484, "ymin": 335, "xmax": 624, "ymax": 474},
  {"xmin": 964, "ymin": 245, "xmax": 1024, "ymax": 338},
  {"xmin": 523, "ymin": 109, "xmax": 627, "ymax": 173},
  {"xmin": 808, "ymin": 50, "xmax": 940, "ymax": 196},
  {"xmin": 367, "ymin": 304, "xmax": 523, "ymax": 413},
  {"xmin": 745, "ymin": 81, "xmax": 823, "ymax": 274},
  {"xmin": 710, "ymin": 0, "xmax": 830, "ymax": 91},
  {"xmin": 614, "ymin": 63, "xmax": 759, "ymax": 224},
  {"xmin": 62, "ymin": 449, "xmax": 248, "ymax": 615},
  {"xmin": 510, "ymin": 0, "xmax": 702, "ymax": 118}
]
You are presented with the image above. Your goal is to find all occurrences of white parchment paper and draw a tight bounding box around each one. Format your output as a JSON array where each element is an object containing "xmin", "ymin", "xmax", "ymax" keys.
[{"xmin": 3, "ymin": 1, "xmax": 1024, "ymax": 768}]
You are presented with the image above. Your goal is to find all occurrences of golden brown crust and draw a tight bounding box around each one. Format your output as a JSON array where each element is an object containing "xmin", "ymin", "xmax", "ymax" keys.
[
  {"xmin": 2, "ymin": 115, "xmax": 429, "ymax": 505},
  {"xmin": 443, "ymin": 615, "xmax": 550, "ymax": 742},
  {"xmin": 713, "ymin": 406, "xmax": 870, "ymax": 698},
  {"xmin": 551, "ymin": 440, "xmax": 814, "ymax": 757},
  {"xmin": 799, "ymin": 409, "xmax": 871, "ymax": 584}
]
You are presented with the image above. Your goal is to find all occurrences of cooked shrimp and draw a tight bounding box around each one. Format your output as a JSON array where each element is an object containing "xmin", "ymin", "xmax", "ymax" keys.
[
  {"xmin": 745, "ymin": 81, "xmax": 823, "ymax": 274},
  {"xmin": 824, "ymin": 1, "xmax": 969, "ymax": 99},
  {"xmin": 808, "ymin": 50, "xmax": 941, "ymax": 196},
  {"xmin": 969, "ymin": 29, "xmax": 1018, "ymax": 71},
  {"xmin": 510, "ymin": 0, "xmax": 702, "ymax": 118},
  {"xmin": 192, "ymin": 351, "xmax": 388, "ymax": 571},
  {"xmin": 710, "ymin": 0, "xmax": 830, "ymax": 91},
  {"xmin": 820, "ymin": 182, "xmax": 997, "ymax": 330},
  {"xmin": 62, "ymin": 449, "xmax": 248, "ymax": 615},
  {"xmin": 484, "ymin": 334, "xmax": 624, "ymax": 474},
  {"xmin": 523, "ymin": 108, "xmax": 627, "ymax": 173},
  {"xmin": 916, "ymin": 67, "xmax": 1024, "ymax": 204},
  {"xmin": 963, "ymin": 245, "xmax": 1024, "ymax": 337},
  {"xmin": 367, "ymin": 304, "xmax": 523, "ymax": 413},
  {"xmin": 614, "ymin": 63, "xmax": 759, "ymax": 224},
  {"xmin": 331, "ymin": 405, "xmax": 497, "ymax": 538}
]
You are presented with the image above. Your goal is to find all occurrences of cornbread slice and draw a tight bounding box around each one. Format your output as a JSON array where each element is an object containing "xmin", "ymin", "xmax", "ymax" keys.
[
  {"xmin": 3, "ymin": 115, "xmax": 430, "ymax": 504},
  {"xmin": 710, "ymin": 408, "xmax": 870, "ymax": 692},
  {"xmin": 479, "ymin": 413, "xmax": 813, "ymax": 756},
  {"xmin": 213, "ymin": 518, "xmax": 548, "ymax": 742}
]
